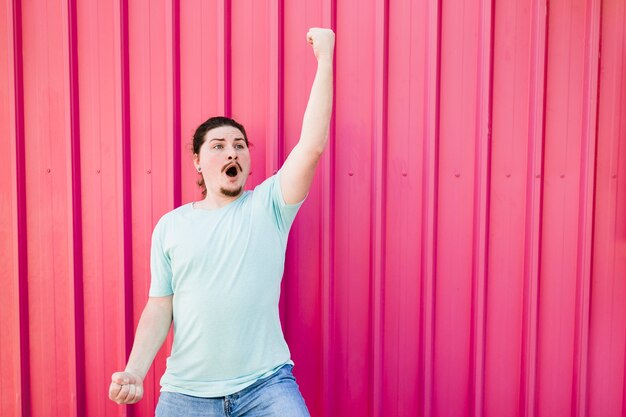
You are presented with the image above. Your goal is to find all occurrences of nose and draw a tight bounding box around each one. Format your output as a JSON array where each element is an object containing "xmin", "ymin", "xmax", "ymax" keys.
[{"xmin": 226, "ymin": 147, "xmax": 238, "ymax": 159}]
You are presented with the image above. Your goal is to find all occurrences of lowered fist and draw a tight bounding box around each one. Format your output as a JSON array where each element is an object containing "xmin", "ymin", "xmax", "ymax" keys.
[
  {"xmin": 109, "ymin": 371, "xmax": 144, "ymax": 405},
  {"xmin": 306, "ymin": 28, "xmax": 335, "ymax": 61}
]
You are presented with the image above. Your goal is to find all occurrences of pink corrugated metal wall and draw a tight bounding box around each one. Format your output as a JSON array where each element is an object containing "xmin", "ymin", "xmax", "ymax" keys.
[{"xmin": 1, "ymin": 0, "xmax": 625, "ymax": 416}]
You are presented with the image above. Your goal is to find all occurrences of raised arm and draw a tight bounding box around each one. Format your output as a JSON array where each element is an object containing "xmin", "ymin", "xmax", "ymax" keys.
[{"xmin": 280, "ymin": 28, "xmax": 335, "ymax": 204}]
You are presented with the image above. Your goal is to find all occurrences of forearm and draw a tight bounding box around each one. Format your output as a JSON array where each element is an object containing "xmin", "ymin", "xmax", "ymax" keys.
[
  {"xmin": 278, "ymin": 28, "xmax": 334, "ymax": 204},
  {"xmin": 298, "ymin": 58, "xmax": 333, "ymax": 155},
  {"xmin": 124, "ymin": 297, "xmax": 173, "ymax": 380}
]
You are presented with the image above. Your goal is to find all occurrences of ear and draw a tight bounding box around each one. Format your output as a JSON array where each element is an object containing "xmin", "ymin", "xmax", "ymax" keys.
[{"xmin": 193, "ymin": 153, "xmax": 200, "ymax": 171}]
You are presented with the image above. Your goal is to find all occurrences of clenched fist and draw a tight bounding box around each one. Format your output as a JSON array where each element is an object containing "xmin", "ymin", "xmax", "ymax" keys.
[
  {"xmin": 306, "ymin": 28, "xmax": 335, "ymax": 61},
  {"xmin": 109, "ymin": 371, "xmax": 144, "ymax": 405}
]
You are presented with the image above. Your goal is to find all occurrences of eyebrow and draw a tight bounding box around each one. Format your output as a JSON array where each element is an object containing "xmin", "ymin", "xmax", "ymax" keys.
[{"xmin": 208, "ymin": 137, "xmax": 245, "ymax": 142}]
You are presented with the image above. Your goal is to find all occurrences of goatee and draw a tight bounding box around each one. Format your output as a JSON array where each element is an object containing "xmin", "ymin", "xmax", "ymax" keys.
[{"xmin": 220, "ymin": 186, "xmax": 242, "ymax": 197}]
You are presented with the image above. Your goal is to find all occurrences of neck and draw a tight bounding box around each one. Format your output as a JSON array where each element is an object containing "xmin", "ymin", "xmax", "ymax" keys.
[{"xmin": 195, "ymin": 190, "xmax": 242, "ymax": 210}]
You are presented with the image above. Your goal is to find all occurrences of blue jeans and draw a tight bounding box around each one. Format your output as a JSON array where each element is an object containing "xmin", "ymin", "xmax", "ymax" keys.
[{"xmin": 154, "ymin": 364, "xmax": 310, "ymax": 417}]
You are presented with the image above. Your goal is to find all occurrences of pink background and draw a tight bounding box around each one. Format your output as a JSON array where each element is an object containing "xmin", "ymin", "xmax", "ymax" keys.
[{"xmin": 1, "ymin": 0, "xmax": 625, "ymax": 416}]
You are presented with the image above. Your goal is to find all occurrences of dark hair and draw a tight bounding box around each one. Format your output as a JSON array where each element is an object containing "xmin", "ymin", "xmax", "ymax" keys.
[{"xmin": 193, "ymin": 116, "xmax": 249, "ymax": 196}]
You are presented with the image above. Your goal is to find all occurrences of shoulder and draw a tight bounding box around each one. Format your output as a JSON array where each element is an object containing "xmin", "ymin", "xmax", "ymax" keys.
[
  {"xmin": 247, "ymin": 174, "xmax": 277, "ymax": 202},
  {"xmin": 154, "ymin": 203, "xmax": 192, "ymax": 233},
  {"xmin": 252, "ymin": 174, "xmax": 278, "ymax": 192}
]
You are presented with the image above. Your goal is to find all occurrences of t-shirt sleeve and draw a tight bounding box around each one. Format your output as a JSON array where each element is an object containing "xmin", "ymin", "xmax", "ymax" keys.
[
  {"xmin": 254, "ymin": 169, "xmax": 305, "ymax": 234},
  {"xmin": 149, "ymin": 218, "xmax": 174, "ymax": 296}
]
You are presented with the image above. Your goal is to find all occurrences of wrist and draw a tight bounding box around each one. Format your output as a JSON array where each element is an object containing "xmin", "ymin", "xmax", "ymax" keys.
[
  {"xmin": 123, "ymin": 367, "xmax": 145, "ymax": 381},
  {"xmin": 316, "ymin": 56, "xmax": 333, "ymax": 68}
]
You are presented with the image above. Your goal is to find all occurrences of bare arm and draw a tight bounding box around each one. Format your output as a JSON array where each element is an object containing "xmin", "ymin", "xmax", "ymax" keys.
[
  {"xmin": 280, "ymin": 28, "xmax": 335, "ymax": 204},
  {"xmin": 109, "ymin": 295, "xmax": 173, "ymax": 405}
]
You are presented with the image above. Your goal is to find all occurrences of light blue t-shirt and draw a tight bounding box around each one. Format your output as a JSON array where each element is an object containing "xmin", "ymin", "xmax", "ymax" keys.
[{"xmin": 149, "ymin": 172, "xmax": 303, "ymax": 397}]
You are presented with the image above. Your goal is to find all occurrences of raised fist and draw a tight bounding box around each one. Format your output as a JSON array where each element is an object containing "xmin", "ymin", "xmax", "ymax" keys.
[{"xmin": 306, "ymin": 28, "xmax": 335, "ymax": 61}]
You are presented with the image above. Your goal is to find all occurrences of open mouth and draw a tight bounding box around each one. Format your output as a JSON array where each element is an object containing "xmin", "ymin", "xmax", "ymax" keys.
[{"xmin": 225, "ymin": 166, "xmax": 238, "ymax": 177}]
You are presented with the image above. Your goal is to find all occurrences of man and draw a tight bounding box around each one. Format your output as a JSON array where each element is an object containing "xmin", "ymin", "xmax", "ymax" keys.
[{"xmin": 108, "ymin": 27, "xmax": 334, "ymax": 416}]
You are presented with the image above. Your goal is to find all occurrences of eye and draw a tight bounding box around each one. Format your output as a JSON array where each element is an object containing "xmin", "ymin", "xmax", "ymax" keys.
[
  {"xmin": 235, "ymin": 143, "xmax": 246, "ymax": 150},
  {"xmin": 213, "ymin": 144, "xmax": 224, "ymax": 150}
]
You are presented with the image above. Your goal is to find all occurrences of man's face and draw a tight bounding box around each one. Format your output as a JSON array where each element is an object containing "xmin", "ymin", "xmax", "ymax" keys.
[{"xmin": 194, "ymin": 125, "xmax": 251, "ymax": 198}]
